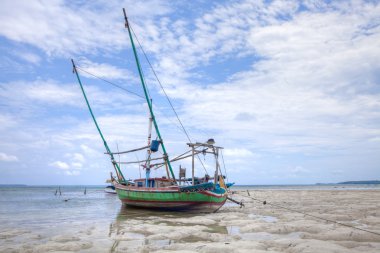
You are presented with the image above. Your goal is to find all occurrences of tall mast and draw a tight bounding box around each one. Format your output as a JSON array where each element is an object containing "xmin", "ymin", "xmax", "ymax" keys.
[
  {"xmin": 145, "ymin": 99, "xmax": 153, "ymax": 186},
  {"xmin": 71, "ymin": 59, "xmax": 126, "ymax": 183},
  {"xmin": 123, "ymin": 8, "xmax": 176, "ymax": 183}
]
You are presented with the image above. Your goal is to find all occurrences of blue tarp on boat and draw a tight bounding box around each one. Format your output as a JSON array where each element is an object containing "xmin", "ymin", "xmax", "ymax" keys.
[{"xmin": 179, "ymin": 182, "xmax": 214, "ymax": 192}]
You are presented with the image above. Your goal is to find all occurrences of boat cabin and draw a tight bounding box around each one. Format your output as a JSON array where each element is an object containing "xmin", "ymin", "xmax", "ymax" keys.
[{"xmin": 133, "ymin": 177, "xmax": 174, "ymax": 188}]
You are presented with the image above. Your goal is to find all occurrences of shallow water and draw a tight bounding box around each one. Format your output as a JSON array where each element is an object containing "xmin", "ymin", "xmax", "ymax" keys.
[{"xmin": 0, "ymin": 186, "xmax": 118, "ymax": 233}]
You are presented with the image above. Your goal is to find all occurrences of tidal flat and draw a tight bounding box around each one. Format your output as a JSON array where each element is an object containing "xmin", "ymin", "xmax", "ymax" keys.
[{"xmin": 0, "ymin": 186, "xmax": 379, "ymax": 252}]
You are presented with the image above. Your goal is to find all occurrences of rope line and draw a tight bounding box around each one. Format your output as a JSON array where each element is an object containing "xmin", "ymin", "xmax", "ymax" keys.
[
  {"xmin": 238, "ymin": 192, "xmax": 380, "ymax": 237},
  {"xmin": 130, "ymin": 25, "xmax": 209, "ymax": 175},
  {"xmin": 155, "ymin": 110, "xmax": 187, "ymax": 135},
  {"xmin": 130, "ymin": 26, "xmax": 189, "ymax": 140},
  {"xmin": 76, "ymin": 64, "xmax": 187, "ymax": 149},
  {"xmin": 221, "ymin": 150, "xmax": 228, "ymax": 183},
  {"xmin": 76, "ymin": 66, "xmax": 145, "ymax": 99}
]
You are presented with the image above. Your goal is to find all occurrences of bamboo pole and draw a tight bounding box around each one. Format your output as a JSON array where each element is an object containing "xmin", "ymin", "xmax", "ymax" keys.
[
  {"xmin": 192, "ymin": 146, "xmax": 195, "ymax": 185},
  {"xmin": 214, "ymin": 148, "xmax": 218, "ymax": 184},
  {"xmin": 164, "ymin": 162, "xmax": 170, "ymax": 180}
]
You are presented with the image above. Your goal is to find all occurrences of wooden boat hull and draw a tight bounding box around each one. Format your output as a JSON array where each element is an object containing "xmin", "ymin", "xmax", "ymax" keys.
[{"xmin": 114, "ymin": 183, "xmax": 227, "ymax": 211}]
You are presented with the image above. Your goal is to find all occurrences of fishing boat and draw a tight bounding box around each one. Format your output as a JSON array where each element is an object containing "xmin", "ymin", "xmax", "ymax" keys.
[
  {"xmin": 71, "ymin": 9, "xmax": 229, "ymax": 211},
  {"xmin": 104, "ymin": 179, "xmax": 117, "ymax": 194},
  {"xmin": 104, "ymin": 185, "xmax": 116, "ymax": 194}
]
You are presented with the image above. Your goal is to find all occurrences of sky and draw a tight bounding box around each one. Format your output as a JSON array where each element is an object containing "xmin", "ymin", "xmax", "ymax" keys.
[{"xmin": 0, "ymin": 0, "xmax": 379, "ymax": 185}]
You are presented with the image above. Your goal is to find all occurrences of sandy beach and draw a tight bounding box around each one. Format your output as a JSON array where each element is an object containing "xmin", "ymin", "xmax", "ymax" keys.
[{"xmin": 1, "ymin": 188, "xmax": 379, "ymax": 253}]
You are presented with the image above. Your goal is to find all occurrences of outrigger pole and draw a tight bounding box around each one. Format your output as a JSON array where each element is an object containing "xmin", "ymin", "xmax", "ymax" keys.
[
  {"xmin": 71, "ymin": 59, "xmax": 126, "ymax": 183},
  {"xmin": 123, "ymin": 8, "xmax": 177, "ymax": 183}
]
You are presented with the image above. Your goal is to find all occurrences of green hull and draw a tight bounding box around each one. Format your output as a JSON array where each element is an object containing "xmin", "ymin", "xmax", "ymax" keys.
[{"xmin": 114, "ymin": 183, "xmax": 227, "ymax": 211}]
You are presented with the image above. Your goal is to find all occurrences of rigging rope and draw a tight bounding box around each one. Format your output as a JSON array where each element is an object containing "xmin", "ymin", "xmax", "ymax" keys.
[
  {"xmin": 130, "ymin": 25, "xmax": 209, "ymax": 175},
  {"xmin": 221, "ymin": 149, "xmax": 229, "ymax": 183},
  {"xmin": 75, "ymin": 66, "xmax": 145, "ymax": 99},
  {"xmin": 76, "ymin": 65, "xmax": 185, "ymax": 135},
  {"xmin": 238, "ymin": 191, "xmax": 380, "ymax": 237},
  {"xmin": 77, "ymin": 64, "xmax": 192, "ymax": 151},
  {"xmin": 155, "ymin": 110, "xmax": 187, "ymax": 135}
]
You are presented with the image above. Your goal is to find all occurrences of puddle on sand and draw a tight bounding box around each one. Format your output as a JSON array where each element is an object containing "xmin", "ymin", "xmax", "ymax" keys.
[
  {"xmin": 223, "ymin": 201, "xmax": 241, "ymax": 207},
  {"xmin": 226, "ymin": 226, "xmax": 301, "ymax": 241},
  {"xmin": 241, "ymin": 231, "xmax": 302, "ymax": 241},
  {"xmin": 205, "ymin": 224, "xmax": 228, "ymax": 234},
  {"xmin": 120, "ymin": 232, "xmax": 145, "ymax": 240},
  {"xmin": 151, "ymin": 239, "xmax": 171, "ymax": 246},
  {"xmin": 110, "ymin": 237, "xmax": 172, "ymax": 252},
  {"xmin": 180, "ymin": 235, "xmax": 211, "ymax": 243},
  {"xmin": 248, "ymin": 214, "xmax": 278, "ymax": 222},
  {"xmin": 226, "ymin": 226, "xmax": 240, "ymax": 235}
]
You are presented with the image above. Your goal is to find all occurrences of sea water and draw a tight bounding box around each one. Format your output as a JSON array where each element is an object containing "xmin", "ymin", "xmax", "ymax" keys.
[
  {"xmin": 0, "ymin": 186, "xmax": 122, "ymax": 252},
  {"xmin": 0, "ymin": 186, "xmax": 118, "ymax": 232}
]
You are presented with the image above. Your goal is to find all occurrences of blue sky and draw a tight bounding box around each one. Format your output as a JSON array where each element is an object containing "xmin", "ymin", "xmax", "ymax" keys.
[{"xmin": 0, "ymin": 0, "xmax": 379, "ymax": 185}]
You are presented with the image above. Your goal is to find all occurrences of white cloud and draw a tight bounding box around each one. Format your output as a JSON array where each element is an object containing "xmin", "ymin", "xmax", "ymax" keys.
[
  {"xmin": 25, "ymin": 83, "xmax": 80, "ymax": 105},
  {"xmin": 13, "ymin": 51, "xmax": 41, "ymax": 64},
  {"xmin": 71, "ymin": 154, "xmax": 86, "ymax": 169},
  {"xmin": 0, "ymin": 80, "xmax": 81, "ymax": 109},
  {"xmin": 72, "ymin": 153, "xmax": 85, "ymax": 163},
  {"xmin": 63, "ymin": 153, "xmax": 85, "ymax": 169},
  {"xmin": 0, "ymin": 152, "xmax": 18, "ymax": 162},
  {"xmin": 50, "ymin": 156, "xmax": 83, "ymax": 174},
  {"xmin": 71, "ymin": 162, "xmax": 83, "ymax": 169},
  {"xmin": 0, "ymin": 79, "xmax": 143, "ymax": 117},
  {"xmin": 65, "ymin": 153, "xmax": 85, "ymax": 162},
  {"xmin": 64, "ymin": 170, "xmax": 80, "ymax": 176},
  {"xmin": 290, "ymin": 166, "xmax": 309, "ymax": 174},
  {"xmin": 49, "ymin": 161, "xmax": 69, "ymax": 170},
  {"xmin": 0, "ymin": 0, "xmax": 172, "ymax": 56},
  {"xmin": 143, "ymin": 0, "xmax": 380, "ymax": 156},
  {"xmin": 223, "ymin": 148, "xmax": 255, "ymax": 158},
  {"xmin": 0, "ymin": 114, "xmax": 18, "ymax": 131},
  {"xmin": 76, "ymin": 58, "xmax": 137, "ymax": 82},
  {"xmin": 80, "ymin": 144, "xmax": 98, "ymax": 156}
]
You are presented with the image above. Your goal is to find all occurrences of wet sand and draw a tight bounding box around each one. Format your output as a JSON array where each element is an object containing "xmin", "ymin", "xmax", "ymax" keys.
[{"xmin": 1, "ymin": 189, "xmax": 379, "ymax": 252}]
